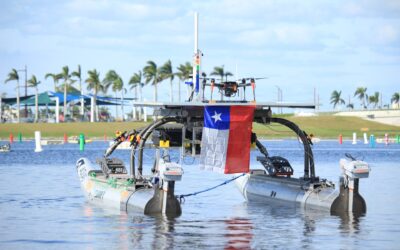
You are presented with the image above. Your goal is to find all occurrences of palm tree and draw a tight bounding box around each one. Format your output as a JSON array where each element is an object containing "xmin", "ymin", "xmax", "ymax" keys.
[
  {"xmin": 330, "ymin": 90, "xmax": 345, "ymax": 109},
  {"xmin": 5, "ymin": 69, "xmax": 20, "ymax": 123},
  {"xmin": 45, "ymin": 73, "xmax": 62, "ymax": 92},
  {"xmin": 210, "ymin": 65, "xmax": 233, "ymax": 82},
  {"xmin": 129, "ymin": 70, "xmax": 144, "ymax": 120},
  {"xmin": 72, "ymin": 65, "xmax": 84, "ymax": 116},
  {"xmin": 368, "ymin": 92, "xmax": 379, "ymax": 109},
  {"xmin": 346, "ymin": 95, "xmax": 354, "ymax": 110},
  {"xmin": 391, "ymin": 92, "xmax": 399, "ymax": 108},
  {"xmin": 143, "ymin": 61, "xmax": 162, "ymax": 102},
  {"xmin": 211, "ymin": 66, "xmax": 233, "ymax": 100},
  {"xmin": 27, "ymin": 75, "xmax": 41, "ymax": 122},
  {"xmin": 103, "ymin": 70, "xmax": 125, "ymax": 121},
  {"xmin": 354, "ymin": 87, "xmax": 367, "ymax": 109},
  {"xmin": 176, "ymin": 62, "xmax": 192, "ymax": 101},
  {"xmin": 60, "ymin": 66, "xmax": 72, "ymax": 119},
  {"xmin": 56, "ymin": 83, "xmax": 80, "ymax": 93},
  {"xmin": 160, "ymin": 60, "xmax": 174, "ymax": 102},
  {"xmin": 86, "ymin": 69, "xmax": 105, "ymax": 122}
]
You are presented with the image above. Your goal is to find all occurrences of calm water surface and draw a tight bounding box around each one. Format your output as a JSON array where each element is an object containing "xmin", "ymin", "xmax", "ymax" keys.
[{"xmin": 1, "ymin": 140, "xmax": 400, "ymax": 249}]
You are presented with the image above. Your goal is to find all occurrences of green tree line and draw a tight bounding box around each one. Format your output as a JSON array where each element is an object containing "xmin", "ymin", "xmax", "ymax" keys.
[
  {"xmin": 3, "ymin": 62, "xmax": 233, "ymax": 122},
  {"xmin": 331, "ymin": 87, "xmax": 399, "ymax": 110}
]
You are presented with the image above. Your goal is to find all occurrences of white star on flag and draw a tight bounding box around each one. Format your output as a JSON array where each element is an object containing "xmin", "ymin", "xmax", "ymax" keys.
[{"xmin": 211, "ymin": 111, "xmax": 222, "ymax": 123}]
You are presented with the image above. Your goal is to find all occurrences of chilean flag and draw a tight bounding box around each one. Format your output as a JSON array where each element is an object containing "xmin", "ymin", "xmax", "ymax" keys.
[{"xmin": 200, "ymin": 106, "xmax": 255, "ymax": 174}]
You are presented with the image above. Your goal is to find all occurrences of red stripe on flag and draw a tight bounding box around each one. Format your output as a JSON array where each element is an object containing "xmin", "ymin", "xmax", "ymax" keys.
[{"xmin": 225, "ymin": 106, "xmax": 255, "ymax": 174}]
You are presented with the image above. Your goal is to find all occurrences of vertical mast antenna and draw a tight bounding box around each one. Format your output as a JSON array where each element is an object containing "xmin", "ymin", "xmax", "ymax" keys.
[{"xmin": 192, "ymin": 12, "xmax": 202, "ymax": 101}]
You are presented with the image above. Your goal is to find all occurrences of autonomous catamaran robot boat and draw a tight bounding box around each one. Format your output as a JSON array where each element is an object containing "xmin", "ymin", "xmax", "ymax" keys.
[{"xmin": 76, "ymin": 13, "xmax": 370, "ymax": 217}]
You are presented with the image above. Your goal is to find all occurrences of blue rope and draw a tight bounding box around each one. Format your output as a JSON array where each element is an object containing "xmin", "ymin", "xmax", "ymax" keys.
[{"xmin": 176, "ymin": 173, "xmax": 246, "ymax": 204}]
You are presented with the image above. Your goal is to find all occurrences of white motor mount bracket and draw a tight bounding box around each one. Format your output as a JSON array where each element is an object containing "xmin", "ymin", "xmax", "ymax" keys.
[
  {"xmin": 340, "ymin": 159, "xmax": 370, "ymax": 179},
  {"xmin": 158, "ymin": 160, "xmax": 184, "ymax": 182}
]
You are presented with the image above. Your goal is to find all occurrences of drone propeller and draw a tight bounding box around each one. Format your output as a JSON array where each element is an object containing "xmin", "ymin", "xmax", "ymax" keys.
[
  {"xmin": 201, "ymin": 76, "xmax": 267, "ymax": 102},
  {"xmin": 237, "ymin": 77, "xmax": 268, "ymax": 81}
]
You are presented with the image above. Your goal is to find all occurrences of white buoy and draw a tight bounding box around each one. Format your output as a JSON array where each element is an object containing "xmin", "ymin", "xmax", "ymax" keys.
[
  {"xmin": 352, "ymin": 132, "xmax": 357, "ymax": 144},
  {"xmin": 385, "ymin": 133, "xmax": 389, "ymax": 145},
  {"xmin": 34, "ymin": 131, "xmax": 43, "ymax": 152},
  {"xmin": 363, "ymin": 132, "xmax": 368, "ymax": 144}
]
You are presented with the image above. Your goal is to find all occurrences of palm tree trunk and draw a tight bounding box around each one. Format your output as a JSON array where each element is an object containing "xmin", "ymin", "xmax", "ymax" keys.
[
  {"xmin": 178, "ymin": 80, "xmax": 181, "ymax": 102},
  {"xmin": 220, "ymin": 77, "xmax": 223, "ymax": 101},
  {"xmin": 94, "ymin": 88, "xmax": 98, "ymax": 122},
  {"xmin": 154, "ymin": 83, "xmax": 158, "ymax": 102},
  {"xmin": 80, "ymin": 79, "xmax": 84, "ymax": 117},
  {"xmin": 115, "ymin": 93, "xmax": 118, "ymax": 120},
  {"xmin": 0, "ymin": 97, "xmax": 2, "ymax": 122},
  {"xmin": 121, "ymin": 90, "xmax": 124, "ymax": 121},
  {"xmin": 133, "ymin": 86, "xmax": 137, "ymax": 120},
  {"xmin": 170, "ymin": 79, "xmax": 173, "ymax": 102},
  {"xmin": 362, "ymin": 97, "xmax": 365, "ymax": 110},
  {"xmin": 64, "ymin": 83, "xmax": 67, "ymax": 121},
  {"xmin": 186, "ymin": 81, "xmax": 190, "ymax": 100},
  {"xmin": 139, "ymin": 84, "xmax": 143, "ymax": 120},
  {"xmin": 17, "ymin": 80, "xmax": 20, "ymax": 123},
  {"xmin": 35, "ymin": 87, "xmax": 38, "ymax": 123}
]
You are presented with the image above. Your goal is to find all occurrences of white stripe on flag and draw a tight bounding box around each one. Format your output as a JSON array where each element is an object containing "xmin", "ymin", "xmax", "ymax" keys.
[{"xmin": 200, "ymin": 127, "xmax": 229, "ymax": 173}]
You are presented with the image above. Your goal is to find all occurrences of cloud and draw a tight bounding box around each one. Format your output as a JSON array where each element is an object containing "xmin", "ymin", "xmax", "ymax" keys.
[
  {"xmin": 376, "ymin": 24, "xmax": 399, "ymax": 45},
  {"xmin": 1, "ymin": 0, "xmax": 400, "ymax": 109},
  {"xmin": 232, "ymin": 23, "xmax": 325, "ymax": 51},
  {"xmin": 342, "ymin": 2, "xmax": 364, "ymax": 16},
  {"xmin": 65, "ymin": 0, "xmax": 178, "ymax": 21}
]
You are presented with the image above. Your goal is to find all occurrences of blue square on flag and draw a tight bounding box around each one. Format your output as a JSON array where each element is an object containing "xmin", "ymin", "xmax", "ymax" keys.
[
  {"xmin": 200, "ymin": 105, "xmax": 255, "ymax": 174},
  {"xmin": 204, "ymin": 106, "xmax": 230, "ymax": 130}
]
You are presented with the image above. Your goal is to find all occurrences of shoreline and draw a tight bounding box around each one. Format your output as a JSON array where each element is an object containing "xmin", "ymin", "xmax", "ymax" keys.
[{"xmin": 1, "ymin": 115, "xmax": 399, "ymax": 141}]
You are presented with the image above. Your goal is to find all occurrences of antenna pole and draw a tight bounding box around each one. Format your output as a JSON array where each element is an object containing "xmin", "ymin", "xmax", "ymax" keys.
[
  {"xmin": 193, "ymin": 12, "xmax": 202, "ymax": 101},
  {"xmin": 194, "ymin": 12, "xmax": 198, "ymax": 54}
]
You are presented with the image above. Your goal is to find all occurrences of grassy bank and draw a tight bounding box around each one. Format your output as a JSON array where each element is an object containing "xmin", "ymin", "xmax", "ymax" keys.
[
  {"xmin": 0, "ymin": 116, "xmax": 399, "ymax": 140},
  {"xmin": 0, "ymin": 122, "xmax": 149, "ymax": 140},
  {"xmin": 253, "ymin": 115, "xmax": 400, "ymax": 139}
]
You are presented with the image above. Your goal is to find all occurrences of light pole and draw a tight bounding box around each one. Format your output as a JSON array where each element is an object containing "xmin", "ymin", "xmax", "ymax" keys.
[
  {"xmin": 275, "ymin": 85, "xmax": 282, "ymax": 114},
  {"xmin": 17, "ymin": 65, "xmax": 27, "ymax": 118}
]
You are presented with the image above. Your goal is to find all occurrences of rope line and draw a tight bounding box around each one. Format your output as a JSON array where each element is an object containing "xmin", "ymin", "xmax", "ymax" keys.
[{"xmin": 175, "ymin": 173, "xmax": 246, "ymax": 204}]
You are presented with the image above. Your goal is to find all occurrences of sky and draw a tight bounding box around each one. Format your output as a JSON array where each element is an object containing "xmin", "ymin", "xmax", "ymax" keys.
[{"xmin": 0, "ymin": 0, "xmax": 399, "ymax": 111}]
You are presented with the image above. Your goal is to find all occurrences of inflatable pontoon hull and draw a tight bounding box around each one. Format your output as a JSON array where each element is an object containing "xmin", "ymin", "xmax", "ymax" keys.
[
  {"xmin": 76, "ymin": 158, "xmax": 181, "ymax": 216},
  {"xmin": 236, "ymin": 165, "xmax": 368, "ymax": 214}
]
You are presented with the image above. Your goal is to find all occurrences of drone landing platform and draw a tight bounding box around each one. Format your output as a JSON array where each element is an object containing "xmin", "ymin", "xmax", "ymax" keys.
[{"xmin": 133, "ymin": 101, "xmax": 315, "ymax": 109}]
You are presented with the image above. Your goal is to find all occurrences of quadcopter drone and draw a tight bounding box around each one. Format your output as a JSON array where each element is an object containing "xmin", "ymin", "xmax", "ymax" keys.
[{"xmin": 202, "ymin": 77, "xmax": 267, "ymax": 102}]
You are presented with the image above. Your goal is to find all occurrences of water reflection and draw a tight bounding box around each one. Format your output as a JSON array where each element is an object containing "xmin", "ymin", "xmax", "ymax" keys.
[
  {"xmin": 116, "ymin": 212, "xmax": 129, "ymax": 250},
  {"xmin": 150, "ymin": 216, "xmax": 176, "ymax": 250},
  {"xmin": 303, "ymin": 208, "xmax": 363, "ymax": 235},
  {"xmin": 80, "ymin": 194, "xmax": 368, "ymax": 249},
  {"xmin": 224, "ymin": 217, "xmax": 253, "ymax": 250},
  {"xmin": 243, "ymin": 199, "xmax": 365, "ymax": 248},
  {"xmin": 334, "ymin": 212, "xmax": 363, "ymax": 235},
  {"xmin": 129, "ymin": 216, "xmax": 145, "ymax": 247}
]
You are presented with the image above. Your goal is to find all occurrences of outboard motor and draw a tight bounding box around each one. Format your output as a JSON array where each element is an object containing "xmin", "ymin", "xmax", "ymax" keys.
[
  {"xmin": 146, "ymin": 157, "xmax": 183, "ymax": 215},
  {"xmin": 331, "ymin": 154, "xmax": 370, "ymax": 214},
  {"xmin": 253, "ymin": 133, "xmax": 293, "ymax": 177},
  {"xmin": 257, "ymin": 156, "xmax": 293, "ymax": 177}
]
